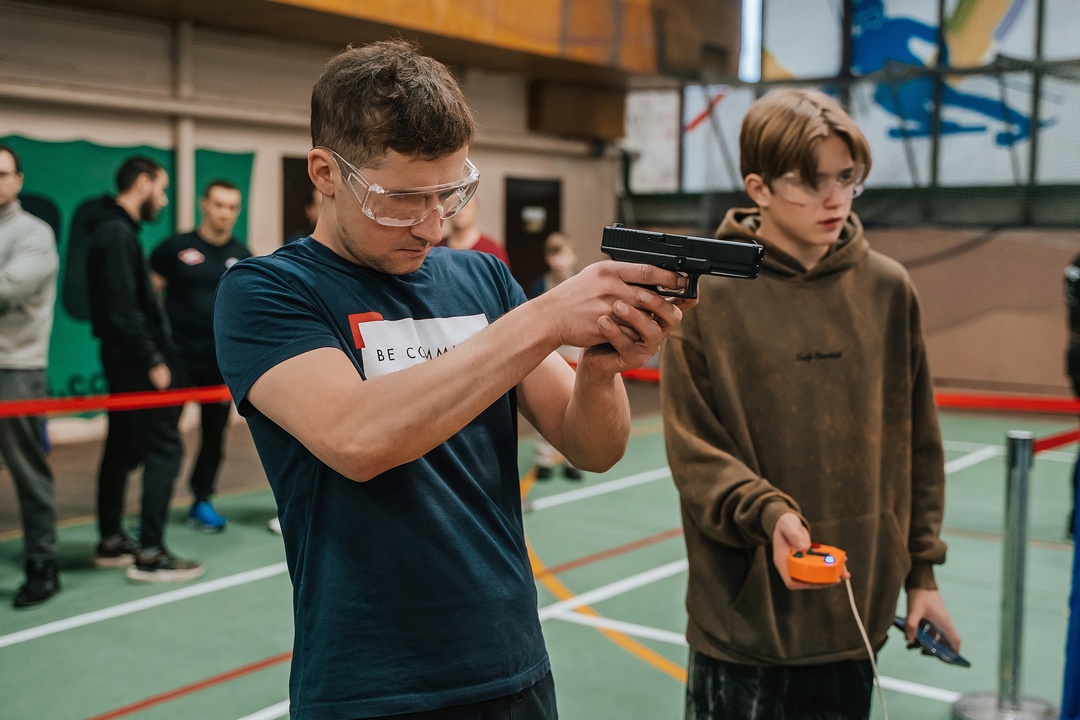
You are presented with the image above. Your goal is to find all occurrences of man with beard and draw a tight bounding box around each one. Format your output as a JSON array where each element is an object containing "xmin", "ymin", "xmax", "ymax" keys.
[{"xmin": 86, "ymin": 156, "xmax": 203, "ymax": 583}]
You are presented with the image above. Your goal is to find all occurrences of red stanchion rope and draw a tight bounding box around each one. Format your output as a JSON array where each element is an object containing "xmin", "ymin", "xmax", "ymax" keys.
[
  {"xmin": 0, "ymin": 372, "xmax": 1079, "ymax": 438},
  {"xmin": 936, "ymin": 392, "xmax": 1080, "ymax": 415},
  {"xmin": 1034, "ymin": 428, "xmax": 1080, "ymax": 454},
  {"xmin": 0, "ymin": 385, "xmax": 232, "ymax": 419}
]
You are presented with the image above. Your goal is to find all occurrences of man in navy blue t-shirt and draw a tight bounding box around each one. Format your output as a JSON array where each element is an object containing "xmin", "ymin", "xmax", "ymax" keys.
[{"xmin": 215, "ymin": 40, "xmax": 695, "ymax": 720}]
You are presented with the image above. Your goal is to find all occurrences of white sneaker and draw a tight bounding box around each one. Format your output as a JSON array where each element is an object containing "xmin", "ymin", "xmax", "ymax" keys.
[{"xmin": 268, "ymin": 517, "xmax": 282, "ymax": 535}]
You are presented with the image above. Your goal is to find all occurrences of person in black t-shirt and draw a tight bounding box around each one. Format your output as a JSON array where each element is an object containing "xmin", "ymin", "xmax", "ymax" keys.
[{"xmin": 151, "ymin": 180, "xmax": 251, "ymax": 532}]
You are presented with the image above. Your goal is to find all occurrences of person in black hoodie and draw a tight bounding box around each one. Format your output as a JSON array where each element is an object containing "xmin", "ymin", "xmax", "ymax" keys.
[{"xmin": 86, "ymin": 156, "xmax": 203, "ymax": 583}]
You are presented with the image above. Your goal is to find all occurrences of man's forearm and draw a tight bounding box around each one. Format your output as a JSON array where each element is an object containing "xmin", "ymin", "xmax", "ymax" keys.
[{"xmin": 558, "ymin": 363, "xmax": 631, "ymax": 471}]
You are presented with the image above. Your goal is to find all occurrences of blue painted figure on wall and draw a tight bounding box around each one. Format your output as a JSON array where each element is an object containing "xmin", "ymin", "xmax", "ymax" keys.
[{"xmin": 851, "ymin": 0, "xmax": 1039, "ymax": 147}]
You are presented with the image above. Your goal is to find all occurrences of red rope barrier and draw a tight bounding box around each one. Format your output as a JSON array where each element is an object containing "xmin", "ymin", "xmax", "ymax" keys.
[
  {"xmin": 936, "ymin": 392, "xmax": 1080, "ymax": 414},
  {"xmin": 1035, "ymin": 428, "xmax": 1080, "ymax": 454},
  {"xmin": 0, "ymin": 385, "xmax": 232, "ymax": 419}
]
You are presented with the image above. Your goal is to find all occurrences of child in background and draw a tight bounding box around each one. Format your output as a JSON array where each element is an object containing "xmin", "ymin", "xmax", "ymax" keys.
[{"xmin": 530, "ymin": 232, "xmax": 582, "ymax": 480}]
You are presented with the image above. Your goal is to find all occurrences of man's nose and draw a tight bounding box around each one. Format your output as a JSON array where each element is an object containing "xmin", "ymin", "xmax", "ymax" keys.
[{"xmin": 411, "ymin": 209, "xmax": 444, "ymax": 243}]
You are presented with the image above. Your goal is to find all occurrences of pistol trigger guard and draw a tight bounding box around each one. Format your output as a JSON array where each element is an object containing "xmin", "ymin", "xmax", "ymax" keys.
[
  {"xmin": 655, "ymin": 286, "xmax": 697, "ymax": 299},
  {"xmin": 654, "ymin": 272, "xmax": 698, "ymax": 300}
]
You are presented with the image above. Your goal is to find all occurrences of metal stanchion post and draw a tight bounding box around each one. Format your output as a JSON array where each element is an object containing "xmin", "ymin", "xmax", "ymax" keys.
[{"xmin": 953, "ymin": 431, "xmax": 1057, "ymax": 720}]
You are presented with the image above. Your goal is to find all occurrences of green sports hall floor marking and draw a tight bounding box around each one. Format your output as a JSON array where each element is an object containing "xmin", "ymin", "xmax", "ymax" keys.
[{"xmin": 0, "ymin": 408, "xmax": 1075, "ymax": 719}]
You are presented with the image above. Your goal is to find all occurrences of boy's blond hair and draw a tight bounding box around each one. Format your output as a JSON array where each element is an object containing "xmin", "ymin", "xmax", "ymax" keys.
[{"xmin": 739, "ymin": 88, "xmax": 871, "ymax": 189}]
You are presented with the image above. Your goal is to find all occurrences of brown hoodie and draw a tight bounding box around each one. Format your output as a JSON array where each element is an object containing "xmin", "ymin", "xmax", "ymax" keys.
[{"xmin": 660, "ymin": 207, "xmax": 947, "ymax": 665}]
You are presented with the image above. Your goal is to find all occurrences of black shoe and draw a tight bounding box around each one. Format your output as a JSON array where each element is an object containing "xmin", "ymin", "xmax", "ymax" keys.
[
  {"xmin": 1069, "ymin": 510, "xmax": 1075, "ymax": 540},
  {"xmin": 14, "ymin": 559, "xmax": 60, "ymax": 608},
  {"xmin": 563, "ymin": 465, "xmax": 583, "ymax": 481},
  {"xmin": 126, "ymin": 548, "xmax": 205, "ymax": 584},
  {"xmin": 535, "ymin": 466, "xmax": 552, "ymax": 480},
  {"xmin": 94, "ymin": 534, "xmax": 138, "ymax": 568}
]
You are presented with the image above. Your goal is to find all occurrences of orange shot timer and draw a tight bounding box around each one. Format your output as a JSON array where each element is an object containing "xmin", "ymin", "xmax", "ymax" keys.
[{"xmin": 788, "ymin": 544, "xmax": 847, "ymax": 584}]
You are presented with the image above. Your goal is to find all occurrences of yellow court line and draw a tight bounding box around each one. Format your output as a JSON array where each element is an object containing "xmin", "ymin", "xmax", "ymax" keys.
[
  {"xmin": 526, "ymin": 538, "xmax": 687, "ymax": 683},
  {"xmin": 521, "ymin": 452, "xmax": 684, "ymax": 681}
]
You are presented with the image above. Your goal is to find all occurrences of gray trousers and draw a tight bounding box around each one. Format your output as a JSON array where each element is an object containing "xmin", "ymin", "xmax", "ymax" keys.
[{"xmin": 0, "ymin": 369, "xmax": 57, "ymax": 563}]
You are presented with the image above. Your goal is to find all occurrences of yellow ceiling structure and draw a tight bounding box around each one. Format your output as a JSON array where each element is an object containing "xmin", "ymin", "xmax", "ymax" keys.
[{"xmin": 49, "ymin": 0, "xmax": 741, "ymax": 89}]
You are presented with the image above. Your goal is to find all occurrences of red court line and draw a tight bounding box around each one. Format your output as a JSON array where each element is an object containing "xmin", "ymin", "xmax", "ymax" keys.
[
  {"xmin": 84, "ymin": 651, "xmax": 292, "ymax": 720},
  {"xmin": 533, "ymin": 527, "xmax": 683, "ymax": 579},
  {"xmin": 0, "ymin": 385, "xmax": 231, "ymax": 418}
]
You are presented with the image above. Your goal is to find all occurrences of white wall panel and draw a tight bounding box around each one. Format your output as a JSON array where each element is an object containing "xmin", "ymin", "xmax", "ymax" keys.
[
  {"xmin": 0, "ymin": 0, "xmax": 173, "ymax": 96},
  {"xmin": 192, "ymin": 28, "xmax": 330, "ymax": 111}
]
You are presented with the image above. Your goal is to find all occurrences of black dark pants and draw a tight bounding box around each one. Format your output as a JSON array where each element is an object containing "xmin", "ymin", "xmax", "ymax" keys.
[
  {"xmin": 176, "ymin": 353, "xmax": 231, "ymax": 503},
  {"xmin": 0, "ymin": 369, "xmax": 57, "ymax": 564},
  {"xmin": 363, "ymin": 671, "xmax": 557, "ymax": 720},
  {"xmin": 685, "ymin": 651, "xmax": 874, "ymax": 720},
  {"xmin": 96, "ymin": 345, "xmax": 182, "ymax": 550}
]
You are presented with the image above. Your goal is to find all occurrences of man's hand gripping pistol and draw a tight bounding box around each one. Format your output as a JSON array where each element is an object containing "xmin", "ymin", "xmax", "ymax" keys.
[{"xmin": 600, "ymin": 223, "xmax": 764, "ymax": 299}]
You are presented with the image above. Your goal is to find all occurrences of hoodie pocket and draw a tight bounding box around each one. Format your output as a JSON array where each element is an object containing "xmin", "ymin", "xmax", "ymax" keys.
[{"xmin": 727, "ymin": 511, "xmax": 910, "ymax": 663}]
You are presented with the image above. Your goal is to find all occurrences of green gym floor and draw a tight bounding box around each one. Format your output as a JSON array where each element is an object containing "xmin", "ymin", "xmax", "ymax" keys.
[{"xmin": 0, "ymin": 383, "xmax": 1075, "ymax": 720}]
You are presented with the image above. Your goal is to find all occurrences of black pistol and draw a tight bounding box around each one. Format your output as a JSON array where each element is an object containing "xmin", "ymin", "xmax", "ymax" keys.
[{"xmin": 600, "ymin": 223, "xmax": 764, "ymax": 299}]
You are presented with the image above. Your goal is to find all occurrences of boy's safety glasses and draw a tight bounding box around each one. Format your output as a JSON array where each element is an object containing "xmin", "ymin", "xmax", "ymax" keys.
[
  {"xmin": 324, "ymin": 148, "xmax": 480, "ymax": 227},
  {"xmin": 770, "ymin": 165, "xmax": 865, "ymax": 205}
]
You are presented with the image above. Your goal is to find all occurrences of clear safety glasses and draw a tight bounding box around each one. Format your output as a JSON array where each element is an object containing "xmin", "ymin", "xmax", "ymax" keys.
[
  {"xmin": 326, "ymin": 148, "xmax": 480, "ymax": 227},
  {"xmin": 770, "ymin": 165, "xmax": 865, "ymax": 205}
]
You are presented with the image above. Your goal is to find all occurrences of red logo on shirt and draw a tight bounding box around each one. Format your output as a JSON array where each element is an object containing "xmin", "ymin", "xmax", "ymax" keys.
[
  {"xmin": 348, "ymin": 312, "xmax": 384, "ymax": 349},
  {"xmin": 178, "ymin": 248, "xmax": 206, "ymax": 266}
]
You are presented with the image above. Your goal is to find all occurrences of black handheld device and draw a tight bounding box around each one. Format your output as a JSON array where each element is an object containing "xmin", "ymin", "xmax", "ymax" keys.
[
  {"xmin": 600, "ymin": 223, "xmax": 764, "ymax": 299},
  {"xmin": 892, "ymin": 616, "xmax": 970, "ymax": 667}
]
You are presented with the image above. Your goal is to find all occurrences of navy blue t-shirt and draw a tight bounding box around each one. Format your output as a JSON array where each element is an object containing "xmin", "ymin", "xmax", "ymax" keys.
[{"xmin": 215, "ymin": 239, "xmax": 547, "ymax": 719}]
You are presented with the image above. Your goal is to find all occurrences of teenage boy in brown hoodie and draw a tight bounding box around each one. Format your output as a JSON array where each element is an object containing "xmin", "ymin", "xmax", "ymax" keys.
[{"xmin": 660, "ymin": 87, "xmax": 960, "ymax": 719}]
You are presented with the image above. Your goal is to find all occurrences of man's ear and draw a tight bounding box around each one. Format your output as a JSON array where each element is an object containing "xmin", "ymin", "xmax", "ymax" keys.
[
  {"xmin": 135, "ymin": 172, "xmax": 154, "ymax": 200},
  {"xmin": 308, "ymin": 148, "xmax": 335, "ymax": 200},
  {"xmin": 744, "ymin": 173, "xmax": 771, "ymax": 208}
]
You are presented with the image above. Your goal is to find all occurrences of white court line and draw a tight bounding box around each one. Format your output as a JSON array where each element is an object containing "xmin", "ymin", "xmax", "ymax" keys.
[
  {"xmin": 547, "ymin": 609, "xmax": 688, "ymax": 645},
  {"xmin": 233, "ymin": 560, "xmax": 689, "ymax": 720},
  {"xmin": 944, "ymin": 439, "xmax": 1075, "ymax": 464},
  {"xmin": 549, "ymin": 609, "xmax": 963, "ymax": 706},
  {"xmin": 529, "ymin": 467, "xmax": 671, "ymax": 511},
  {"xmin": 537, "ymin": 559, "xmax": 688, "ymax": 619},
  {"xmin": 878, "ymin": 676, "xmax": 962, "ymax": 703},
  {"xmin": 945, "ymin": 445, "xmax": 1004, "ymax": 474},
  {"xmin": 236, "ymin": 700, "xmax": 289, "ymax": 720},
  {"xmin": 1, "ymin": 468, "xmax": 671, "ymax": 649},
  {"xmin": 229, "ymin": 557, "xmax": 963, "ymax": 718},
  {"xmin": 0, "ymin": 562, "xmax": 288, "ymax": 650},
  {"xmin": 943, "ymin": 440, "xmax": 999, "ymax": 453}
]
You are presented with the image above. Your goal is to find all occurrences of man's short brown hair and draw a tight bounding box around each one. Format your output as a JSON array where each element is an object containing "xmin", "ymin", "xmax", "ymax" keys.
[
  {"xmin": 739, "ymin": 88, "xmax": 871, "ymax": 188},
  {"xmin": 311, "ymin": 40, "xmax": 476, "ymax": 169}
]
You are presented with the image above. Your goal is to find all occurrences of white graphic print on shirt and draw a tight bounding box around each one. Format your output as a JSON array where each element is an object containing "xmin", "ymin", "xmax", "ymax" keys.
[{"xmin": 349, "ymin": 312, "xmax": 489, "ymax": 379}]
